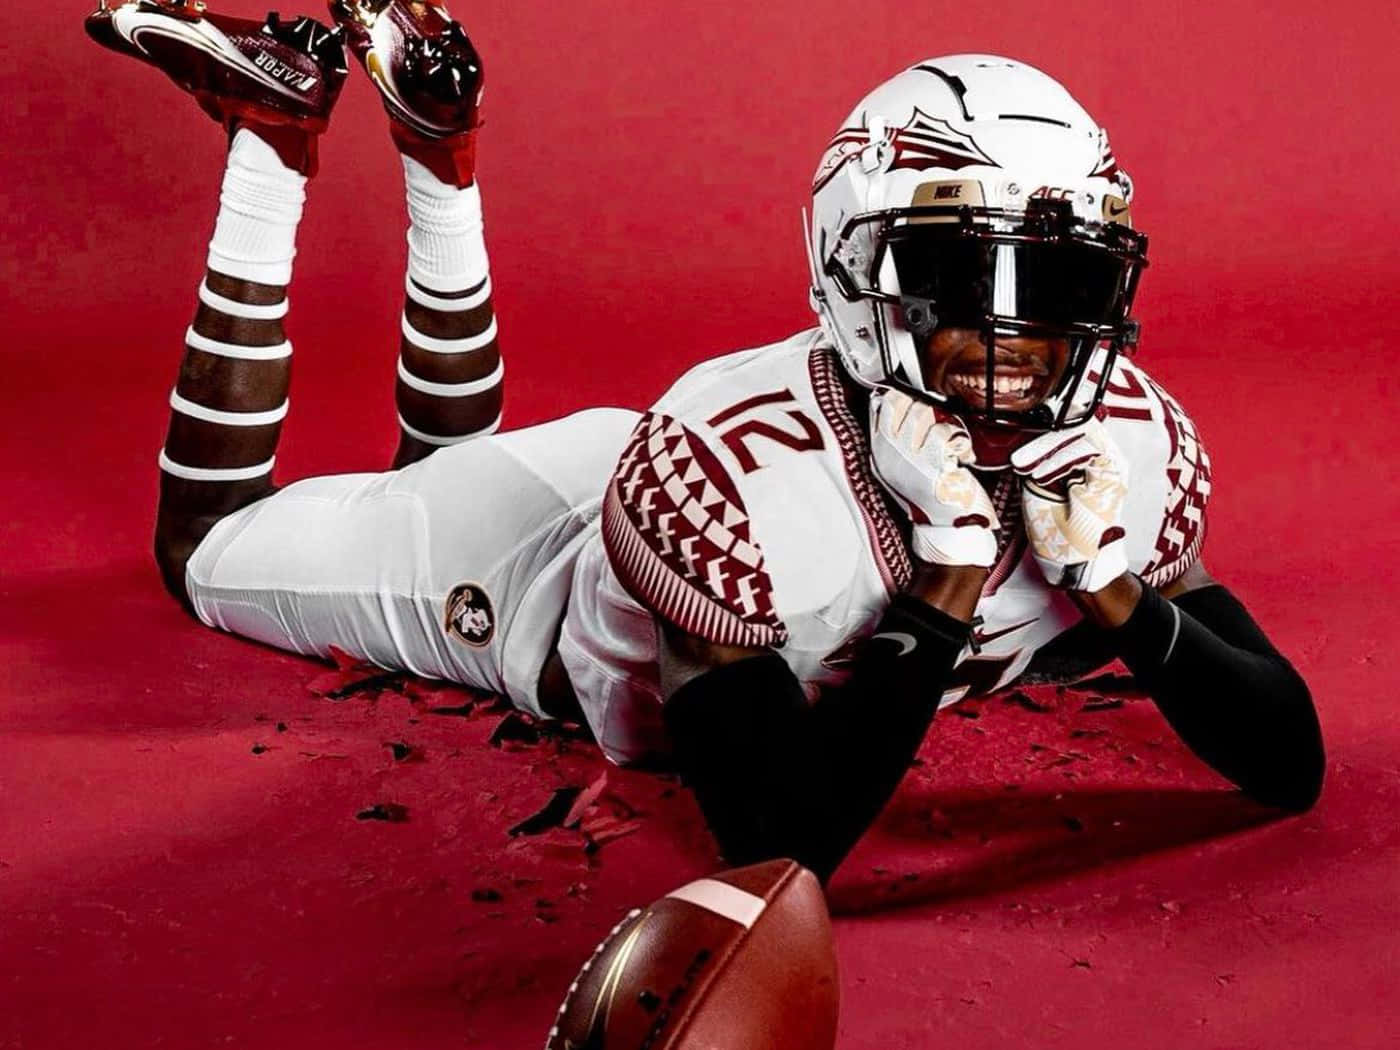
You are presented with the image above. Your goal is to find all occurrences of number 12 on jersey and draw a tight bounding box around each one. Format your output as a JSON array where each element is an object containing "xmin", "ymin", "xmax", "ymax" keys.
[{"xmin": 707, "ymin": 388, "xmax": 825, "ymax": 473}]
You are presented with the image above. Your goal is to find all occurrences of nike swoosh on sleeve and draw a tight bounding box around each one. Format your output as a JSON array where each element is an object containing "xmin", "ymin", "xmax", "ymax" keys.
[
  {"xmin": 870, "ymin": 631, "xmax": 917, "ymax": 656},
  {"xmin": 971, "ymin": 618, "xmax": 1036, "ymax": 647}
]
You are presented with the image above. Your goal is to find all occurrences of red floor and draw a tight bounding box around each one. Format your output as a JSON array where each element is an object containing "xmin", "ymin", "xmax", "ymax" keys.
[{"xmin": 7, "ymin": 2, "xmax": 1399, "ymax": 1047}]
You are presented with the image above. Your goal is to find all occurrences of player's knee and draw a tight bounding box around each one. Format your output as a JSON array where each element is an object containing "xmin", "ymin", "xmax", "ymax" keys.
[
  {"xmin": 153, "ymin": 516, "xmax": 212, "ymax": 616},
  {"xmin": 154, "ymin": 534, "xmax": 196, "ymax": 612}
]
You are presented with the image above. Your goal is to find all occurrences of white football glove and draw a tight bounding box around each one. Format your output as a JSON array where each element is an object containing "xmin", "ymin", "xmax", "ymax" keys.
[
  {"xmin": 1009, "ymin": 418, "xmax": 1130, "ymax": 593},
  {"xmin": 869, "ymin": 389, "xmax": 999, "ymax": 567}
]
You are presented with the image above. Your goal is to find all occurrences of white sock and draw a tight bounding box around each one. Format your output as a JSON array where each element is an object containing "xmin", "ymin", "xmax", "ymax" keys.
[
  {"xmin": 206, "ymin": 128, "xmax": 307, "ymax": 287},
  {"xmin": 403, "ymin": 154, "xmax": 489, "ymax": 293}
]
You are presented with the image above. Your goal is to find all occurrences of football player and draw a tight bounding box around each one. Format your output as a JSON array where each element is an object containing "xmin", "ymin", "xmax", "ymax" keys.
[{"xmin": 87, "ymin": 0, "xmax": 1323, "ymax": 883}]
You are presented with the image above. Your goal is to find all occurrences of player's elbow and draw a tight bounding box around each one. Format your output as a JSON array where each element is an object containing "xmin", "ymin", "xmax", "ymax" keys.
[
  {"xmin": 1245, "ymin": 674, "xmax": 1326, "ymax": 814},
  {"xmin": 1248, "ymin": 764, "xmax": 1323, "ymax": 813},
  {"xmin": 1251, "ymin": 735, "xmax": 1325, "ymax": 813}
]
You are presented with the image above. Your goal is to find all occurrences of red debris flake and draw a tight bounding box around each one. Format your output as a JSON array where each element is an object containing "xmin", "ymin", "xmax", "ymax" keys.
[
  {"xmin": 384, "ymin": 741, "xmax": 422, "ymax": 762},
  {"xmin": 424, "ymin": 700, "xmax": 478, "ymax": 718},
  {"xmin": 310, "ymin": 657, "xmax": 499, "ymax": 708},
  {"xmin": 328, "ymin": 646, "xmax": 361, "ymax": 671},
  {"xmin": 1081, "ymin": 696, "xmax": 1126, "ymax": 712},
  {"xmin": 582, "ymin": 818, "xmax": 643, "ymax": 852},
  {"xmin": 501, "ymin": 773, "xmax": 648, "ymax": 858},
  {"xmin": 562, "ymin": 774, "xmax": 610, "ymax": 829},
  {"xmin": 508, "ymin": 787, "xmax": 582, "ymax": 836},
  {"xmin": 404, "ymin": 678, "xmax": 496, "ymax": 715},
  {"xmin": 490, "ymin": 712, "xmax": 542, "ymax": 750},
  {"xmin": 579, "ymin": 783, "xmax": 645, "ymax": 852},
  {"xmin": 504, "ymin": 828, "xmax": 591, "ymax": 866},
  {"xmin": 306, "ymin": 648, "xmax": 406, "ymax": 700},
  {"xmin": 355, "ymin": 803, "xmax": 410, "ymax": 823},
  {"xmin": 1004, "ymin": 690, "xmax": 1053, "ymax": 713},
  {"xmin": 305, "ymin": 669, "xmax": 358, "ymax": 698}
]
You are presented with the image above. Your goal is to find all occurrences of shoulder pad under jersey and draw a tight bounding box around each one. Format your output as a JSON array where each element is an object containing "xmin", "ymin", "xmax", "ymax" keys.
[
  {"xmin": 600, "ymin": 331, "xmax": 874, "ymax": 649},
  {"xmin": 602, "ymin": 410, "xmax": 788, "ymax": 647}
]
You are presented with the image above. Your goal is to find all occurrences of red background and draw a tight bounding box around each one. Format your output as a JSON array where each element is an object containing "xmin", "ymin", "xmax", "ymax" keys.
[{"xmin": 4, "ymin": 1, "xmax": 1399, "ymax": 1048}]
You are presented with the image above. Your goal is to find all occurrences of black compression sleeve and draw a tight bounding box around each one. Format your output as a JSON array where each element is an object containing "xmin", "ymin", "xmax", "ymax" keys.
[
  {"xmin": 1107, "ymin": 583, "xmax": 1324, "ymax": 811},
  {"xmin": 663, "ymin": 595, "xmax": 972, "ymax": 883}
]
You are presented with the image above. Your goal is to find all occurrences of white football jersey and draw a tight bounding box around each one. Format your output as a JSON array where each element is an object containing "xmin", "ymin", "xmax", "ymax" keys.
[{"xmin": 558, "ymin": 329, "xmax": 1210, "ymax": 764}]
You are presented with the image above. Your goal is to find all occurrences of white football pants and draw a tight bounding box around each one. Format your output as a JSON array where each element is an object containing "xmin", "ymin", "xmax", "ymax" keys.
[{"xmin": 185, "ymin": 408, "xmax": 639, "ymax": 716}]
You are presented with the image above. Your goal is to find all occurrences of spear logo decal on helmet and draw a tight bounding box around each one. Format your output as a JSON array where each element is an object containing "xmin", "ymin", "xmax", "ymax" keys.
[{"xmin": 812, "ymin": 107, "xmax": 996, "ymax": 194}]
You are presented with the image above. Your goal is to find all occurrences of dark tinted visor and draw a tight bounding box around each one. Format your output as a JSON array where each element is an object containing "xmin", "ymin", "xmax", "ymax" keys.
[{"xmin": 888, "ymin": 225, "xmax": 1134, "ymax": 329}]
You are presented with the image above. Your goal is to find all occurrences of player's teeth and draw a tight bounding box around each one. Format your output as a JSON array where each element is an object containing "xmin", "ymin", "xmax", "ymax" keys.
[{"xmin": 948, "ymin": 373, "xmax": 1036, "ymax": 401}]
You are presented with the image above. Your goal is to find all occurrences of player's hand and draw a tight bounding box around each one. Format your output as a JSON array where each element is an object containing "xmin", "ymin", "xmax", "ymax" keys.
[
  {"xmin": 1009, "ymin": 419, "xmax": 1130, "ymax": 593},
  {"xmin": 869, "ymin": 389, "xmax": 999, "ymax": 567}
]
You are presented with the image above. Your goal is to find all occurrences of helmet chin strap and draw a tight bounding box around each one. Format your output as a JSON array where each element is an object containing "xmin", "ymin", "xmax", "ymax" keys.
[
  {"xmin": 876, "ymin": 250, "xmax": 932, "ymax": 393},
  {"xmin": 801, "ymin": 206, "xmax": 850, "ymax": 366}
]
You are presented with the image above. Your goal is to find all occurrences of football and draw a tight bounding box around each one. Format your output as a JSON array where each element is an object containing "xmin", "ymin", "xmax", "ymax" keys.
[{"xmin": 546, "ymin": 859, "xmax": 839, "ymax": 1049}]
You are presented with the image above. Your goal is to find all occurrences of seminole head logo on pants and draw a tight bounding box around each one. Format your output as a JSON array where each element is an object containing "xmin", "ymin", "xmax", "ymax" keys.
[{"xmin": 444, "ymin": 582, "xmax": 495, "ymax": 647}]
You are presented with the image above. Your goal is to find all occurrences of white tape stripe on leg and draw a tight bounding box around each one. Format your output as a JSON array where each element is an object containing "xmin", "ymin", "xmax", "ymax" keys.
[
  {"xmin": 170, "ymin": 389, "xmax": 289, "ymax": 426},
  {"xmin": 159, "ymin": 449, "xmax": 276, "ymax": 482},
  {"xmin": 405, "ymin": 274, "xmax": 492, "ymax": 312},
  {"xmin": 665, "ymin": 879, "xmax": 767, "ymax": 929},
  {"xmin": 198, "ymin": 281, "xmax": 289, "ymax": 320},
  {"xmin": 401, "ymin": 314, "xmax": 498, "ymax": 355},
  {"xmin": 397, "ymin": 411, "xmax": 502, "ymax": 446},
  {"xmin": 206, "ymin": 247, "xmax": 294, "ymax": 288},
  {"xmin": 396, "ymin": 357, "xmax": 504, "ymax": 398},
  {"xmin": 186, "ymin": 326, "xmax": 292, "ymax": 361}
]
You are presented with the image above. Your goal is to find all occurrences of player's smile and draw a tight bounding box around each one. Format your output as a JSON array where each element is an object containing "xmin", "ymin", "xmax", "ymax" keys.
[{"xmin": 923, "ymin": 328, "xmax": 1069, "ymax": 413}]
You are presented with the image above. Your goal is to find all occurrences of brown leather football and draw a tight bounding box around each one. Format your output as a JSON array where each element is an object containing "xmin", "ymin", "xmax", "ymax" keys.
[{"xmin": 546, "ymin": 859, "xmax": 839, "ymax": 1049}]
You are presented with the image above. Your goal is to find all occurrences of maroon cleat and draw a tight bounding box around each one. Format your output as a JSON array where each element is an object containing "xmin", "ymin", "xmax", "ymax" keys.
[
  {"xmin": 85, "ymin": 0, "xmax": 348, "ymax": 175},
  {"xmin": 329, "ymin": 0, "xmax": 483, "ymax": 187}
]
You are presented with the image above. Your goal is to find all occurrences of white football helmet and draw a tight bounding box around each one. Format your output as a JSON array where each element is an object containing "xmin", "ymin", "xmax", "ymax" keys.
[{"xmin": 806, "ymin": 55, "xmax": 1148, "ymax": 429}]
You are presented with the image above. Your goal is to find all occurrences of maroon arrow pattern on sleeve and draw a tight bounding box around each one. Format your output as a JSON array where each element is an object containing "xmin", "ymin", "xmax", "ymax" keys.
[{"xmin": 601, "ymin": 412, "xmax": 788, "ymax": 648}]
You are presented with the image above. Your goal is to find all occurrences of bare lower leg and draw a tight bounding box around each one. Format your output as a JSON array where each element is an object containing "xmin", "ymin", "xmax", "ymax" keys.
[
  {"xmin": 154, "ymin": 128, "xmax": 306, "ymax": 606},
  {"xmin": 394, "ymin": 274, "xmax": 502, "ymax": 466},
  {"xmin": 391, "ymin": 158, "xmax": 502, "ymax": 467},
  {"xmin": 155, "ymin": 271, "xmax": 291, "ymax": 604}
]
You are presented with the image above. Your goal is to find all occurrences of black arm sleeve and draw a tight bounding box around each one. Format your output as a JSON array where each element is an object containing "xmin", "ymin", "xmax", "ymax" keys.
[
  {"xmin": 1107, "ymin": 582, "xmax": 1324, "ymax": 811},
  {"xmin": 663, "ymin": 595, "xmax": 972, "ymax": 883}
]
